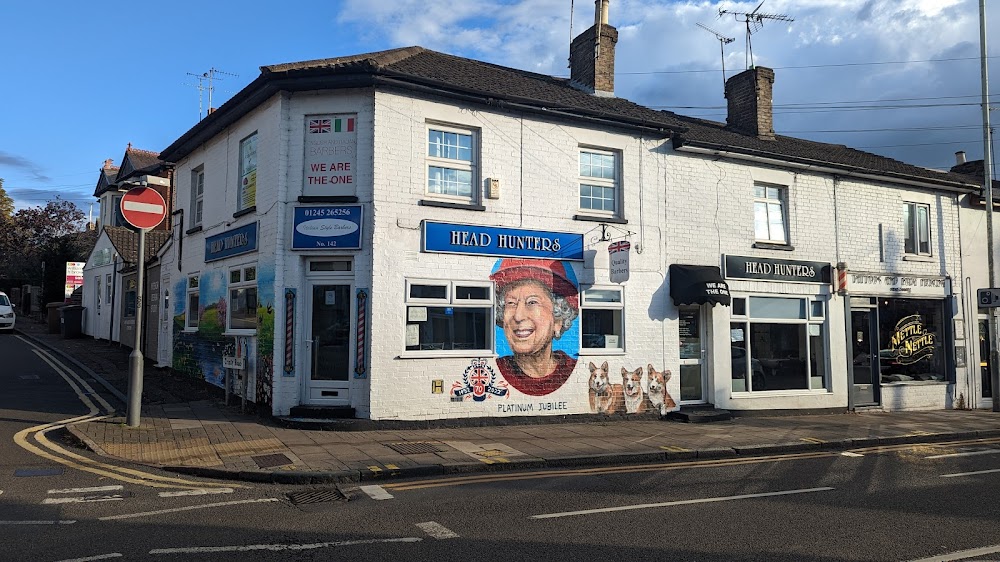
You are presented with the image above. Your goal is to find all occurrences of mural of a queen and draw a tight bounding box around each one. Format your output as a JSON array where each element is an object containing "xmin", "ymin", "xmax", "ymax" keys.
[{"xmin": 490, "ymin": 258, "xmax": 579, "ymax": 396}]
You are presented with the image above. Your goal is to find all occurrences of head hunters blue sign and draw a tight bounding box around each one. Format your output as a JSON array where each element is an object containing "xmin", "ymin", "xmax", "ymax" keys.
[
  {"xmin": 423, "ymin": 221, "xmax": 584, "ymax": 261},
  {"xmin": 205, "ymin": 222, "xmax": 258, "ymax": 262}
]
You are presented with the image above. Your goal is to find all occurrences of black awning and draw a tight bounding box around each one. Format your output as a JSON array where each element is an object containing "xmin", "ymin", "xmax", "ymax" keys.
[{"xmin": 669, "ymin": 264, "xmax": 731, "ymax": 307}]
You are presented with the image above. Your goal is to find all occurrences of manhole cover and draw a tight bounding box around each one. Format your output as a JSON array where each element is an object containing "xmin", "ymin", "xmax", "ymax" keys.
[
  {"xmin": 288, "ymin": 488, "xmax": 347, "ymax": 505},
  {"xmin": 386, "ymin": 442, "xmax": 444, "ymax": 455},
  {"xmin": 251, "ymin": 453, "xmax": 292, "ymax": 469}
]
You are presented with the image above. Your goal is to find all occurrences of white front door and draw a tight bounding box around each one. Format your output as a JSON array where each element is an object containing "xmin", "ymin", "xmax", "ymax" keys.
[
  {"xmin": 304, "ymin": 282, "xmax": 353, "ymax": 405},
  {"xmin": 679, "ymin": 307, "xmax": 707, "ymax": 403}
]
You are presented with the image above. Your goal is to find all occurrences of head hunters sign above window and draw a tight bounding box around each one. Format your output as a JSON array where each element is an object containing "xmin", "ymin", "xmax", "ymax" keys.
[
  {"xmin": 724, "ymin": 254, "xmax": 832, "ymax": 284},
  {"xmin": 423, "ymin": 221, "xmax": 584, "ymax": 261},
  {"xmin": 205, "ymin": 222, "xmax": 258, "ymax": 262}
]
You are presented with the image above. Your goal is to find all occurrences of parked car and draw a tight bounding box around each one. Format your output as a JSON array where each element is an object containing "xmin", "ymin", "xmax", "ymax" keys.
[
  {"xmin": 0, "ymin": 291, "xmax": 15, "ymax": 333},
  {"xmin": 732, "ymin": 346, "xmax": 766, "ymax": 390}
]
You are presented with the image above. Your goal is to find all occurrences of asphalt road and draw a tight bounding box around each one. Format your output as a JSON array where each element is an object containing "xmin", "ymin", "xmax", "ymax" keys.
[{"xmin": 3, "ymin": 332, "xmax": 1000, "ymax": 561}]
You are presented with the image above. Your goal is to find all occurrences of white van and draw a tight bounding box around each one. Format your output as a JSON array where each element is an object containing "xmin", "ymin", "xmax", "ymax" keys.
[{"xmin": 0, "ymin": 291, "xmax": 15, "ymax": 332}]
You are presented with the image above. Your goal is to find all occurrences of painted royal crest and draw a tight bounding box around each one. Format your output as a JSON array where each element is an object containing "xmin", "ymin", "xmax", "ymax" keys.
[{"xmin": 452, "ymin": 359, "xmax": 508, "ymax": 401}]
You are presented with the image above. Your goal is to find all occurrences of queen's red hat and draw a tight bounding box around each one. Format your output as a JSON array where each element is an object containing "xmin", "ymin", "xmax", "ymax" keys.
[{"xmin": 490, "ymin": 259, "xmax": 578, "ymax": 311}]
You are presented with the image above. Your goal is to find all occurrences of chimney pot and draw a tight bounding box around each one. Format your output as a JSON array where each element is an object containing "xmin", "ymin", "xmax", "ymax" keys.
[{"xmin": 956, "ymin": 151, "xmax": 967, "ymax": 165}]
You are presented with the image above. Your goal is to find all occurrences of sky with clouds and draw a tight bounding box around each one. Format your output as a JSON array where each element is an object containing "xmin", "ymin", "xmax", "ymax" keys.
[{"xmin": 0, "ymin": 0, "xmax": 996, "ymax": 213}]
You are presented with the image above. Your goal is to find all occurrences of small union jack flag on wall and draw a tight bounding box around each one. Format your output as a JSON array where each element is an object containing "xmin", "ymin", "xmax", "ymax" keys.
[
  {"xmin": 609, "ymin": 241, "xmax": 631, "ymax": 253},
  {"xmin": 309, "ymin": 119, "xmax": 331, "ymax": 134}
]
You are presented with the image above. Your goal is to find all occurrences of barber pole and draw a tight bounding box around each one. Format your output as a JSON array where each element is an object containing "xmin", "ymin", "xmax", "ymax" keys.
[
  {"xmin": 355, "ymin": 289, "xmax": 368, "ymax": 378},
  {"xmin": 284, "ymin": 289, "xmax": 295, "ymax": 375},
  {"xmin": 836, "ymin": 262, "xmax": 848, "ymax": 295}
]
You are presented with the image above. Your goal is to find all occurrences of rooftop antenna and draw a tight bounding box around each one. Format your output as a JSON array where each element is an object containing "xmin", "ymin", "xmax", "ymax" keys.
[
  {"xmin": 696, "ymin": 22, "xmax": 736, "ymax": 90},
  {"xmin": 719, "ymin": 1, "xmax": 794, "ymax": 69},
  {"xmin": 185, "ymin": 67, "xmax": 239, "ymax": 121}
]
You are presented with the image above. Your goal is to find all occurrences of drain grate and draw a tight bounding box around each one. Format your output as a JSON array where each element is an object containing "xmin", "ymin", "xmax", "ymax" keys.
[
  {"xmin": 288, "ymin": 488, "xmax": 346, "ymax": 505},
  {"xmin": 385, "ymin": 442, "xmax": 444, "ymax": 455},
  {"xmin": 251, "ymin": 453, "xmax": 292, "ymax": 469}
]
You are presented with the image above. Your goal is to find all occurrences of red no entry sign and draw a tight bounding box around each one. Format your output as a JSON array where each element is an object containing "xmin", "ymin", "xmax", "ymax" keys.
[{"xmin": 120, "ymin": 187, "xmax": 166, "ymax": 230}]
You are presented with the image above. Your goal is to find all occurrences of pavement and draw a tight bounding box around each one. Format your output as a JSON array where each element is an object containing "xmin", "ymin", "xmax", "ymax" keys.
[{"xmin": 12, "ymin": 315, "xmax": 1000, "ymax": 486}]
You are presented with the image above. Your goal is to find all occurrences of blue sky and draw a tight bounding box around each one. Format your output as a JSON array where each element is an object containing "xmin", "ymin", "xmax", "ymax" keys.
[{"xmin": 2, "ymin": 0, "xmax": 997, "ymax": 212}]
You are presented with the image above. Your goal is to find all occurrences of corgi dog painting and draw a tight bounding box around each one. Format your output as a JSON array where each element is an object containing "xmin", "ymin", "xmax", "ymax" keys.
[
  {"xmin": 588, "ymin": 361, "xmax": 624, "ymax": 414},
  {"xmin": 646, "ymin": 364, "xmax": 677, "ymax": 416},
  {"xmin": 622, "ymin": 367, "xmax": 649, "ymax": 414}
]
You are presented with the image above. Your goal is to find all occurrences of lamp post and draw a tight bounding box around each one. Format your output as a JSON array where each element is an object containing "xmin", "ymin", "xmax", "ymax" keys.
[{"xmin": 979, "ymin": 0, "xmax": 999, "ymax": 411}]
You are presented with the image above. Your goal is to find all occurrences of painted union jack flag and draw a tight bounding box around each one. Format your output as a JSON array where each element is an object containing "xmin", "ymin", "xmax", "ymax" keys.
[
  {"xmin": 309, "ymin": 119, "xmax": 331, "ymax": 134},
  {"xmin": 609, "ymin": 241, "xmax": 631, "ymax": 253}
]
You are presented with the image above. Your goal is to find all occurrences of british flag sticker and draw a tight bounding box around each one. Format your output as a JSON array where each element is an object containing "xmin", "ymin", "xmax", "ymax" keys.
[
  {"xmin": 452, "ymin": 359, "xmax": 508, "ymax": 402},
  {"xmin": 309, "ymin": 119, "xmax": 331, "ymax": 134}
]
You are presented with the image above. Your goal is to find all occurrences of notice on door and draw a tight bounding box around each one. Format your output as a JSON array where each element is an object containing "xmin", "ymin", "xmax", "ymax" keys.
[{"xmin": 325, "ymin": 291, "xmax": 336, "ymax": 305}]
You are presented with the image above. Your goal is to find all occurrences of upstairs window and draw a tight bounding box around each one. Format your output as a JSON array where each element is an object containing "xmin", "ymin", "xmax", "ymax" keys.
[
  {"xmin": 191, "ymin": 168, "xmax": 204, "ymax": 227},
  {"xmin": 579, "ymin": 149, "xmax": 619, "ymax": 216},
  {"xmin": 904, "ymin": 202, "xmax": 931, "ymax": 256},
  {"xmin": 426, "ymin": 125, "xmax": 476, "ymax": 202},
  {"xmin": 753, "ymin": 184, "xmax": 788, "ymax": 244}
]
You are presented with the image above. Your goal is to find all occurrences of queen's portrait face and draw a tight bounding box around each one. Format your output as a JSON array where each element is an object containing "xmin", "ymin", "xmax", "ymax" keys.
[{"xmin": 501, "ymin": 280, "xmax": 558, "ymax": 356}]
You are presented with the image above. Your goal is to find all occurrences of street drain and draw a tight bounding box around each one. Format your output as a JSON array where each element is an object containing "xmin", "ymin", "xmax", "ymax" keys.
[
  {"xmin": 386, "ymin": 442, "xmax": 444, "ymax": 455},
  {"xmin": 288, "ymin": 488, "xmax": 347, "ymax": 505},
  {"xmin": 252, "ymin": 453, "xmax": 292, "ymax": 469}
]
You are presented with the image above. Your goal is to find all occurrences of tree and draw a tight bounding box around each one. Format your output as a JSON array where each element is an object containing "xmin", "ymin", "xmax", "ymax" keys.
[{"xmin": 0, "ymin": 179, "xmax": 13, "ymax": 218}]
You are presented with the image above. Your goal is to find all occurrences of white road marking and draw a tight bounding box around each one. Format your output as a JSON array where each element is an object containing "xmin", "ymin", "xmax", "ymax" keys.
[
  {"xmin": 926, "ymin": 449, "xmax": 1000, "ymax": 459},
  {"xmin": 415, "ymin": 521, "xmax": 460, "ymax": 539},
  {"xmin": 158, "ymin": 488, "xmax": 234, "ymax": 498},
  {"xmin": 941, "ymin": 468, "xmax": 1000, "ymax": 478},
  {"xmin": 49, "ymin": 486, "xmax": 123, "ymax": 494},
  {"xmin": 841, "ymin": 451, "xmax": 864, "ymax": 457},
  {"xmin": 530, "ymin": 487, "xmax": 837, "ymax": 519},
  {"xmin": 359, "ymin": 485, "xmax": 394, "ymax": 500},
  {"xmin": 43, "ymin": 495, "xmax": 124, "ymax": 504},
  {"xmin": 99, "ymin": 498, "xmax": 279, "ymax": 521},
  {"xmin": 149, "ymin": 537, "xmax": 421, "ymax": 554},
  {"xmin": 909, "ymin": 543, "xmax": 1000, "ymax": 561},
  {"xmin": 0, "ymin": 520, "xmax": 76, "ymax": 525},
  {"xmin": 53, "ymin": 554, "xmax": 122, "ymax": 562}
]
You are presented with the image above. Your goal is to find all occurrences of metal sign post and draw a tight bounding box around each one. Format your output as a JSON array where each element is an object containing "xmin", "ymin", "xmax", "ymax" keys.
[
  {"xmin": 120, "ymin": 186, "xmax": 166, "ymax": 427},
  {"xmin": 979, "ymin": 0, "xmax": 999, "ymax": 411}
]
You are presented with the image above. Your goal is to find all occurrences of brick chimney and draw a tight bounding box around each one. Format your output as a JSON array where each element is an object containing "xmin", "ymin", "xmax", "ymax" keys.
[
  {"xmin": 724, "ymin": 67, "xmax": 775, "ymax": 140},
  {"xmin": 103, "ymin": 158, "xmax": 115, "ymax": 170},
  {"xmin": 569, "ymin": 0, "xmax": 617, "ymax": 96}
]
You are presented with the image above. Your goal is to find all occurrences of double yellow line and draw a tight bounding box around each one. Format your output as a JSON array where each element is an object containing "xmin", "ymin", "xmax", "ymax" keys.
[{"xmin": 12, "ymin": 336, "xmax": 233, "ymax": 490}]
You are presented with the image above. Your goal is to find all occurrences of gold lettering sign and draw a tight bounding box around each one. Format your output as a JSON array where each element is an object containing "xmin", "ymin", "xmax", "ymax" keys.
[{"xmin": 888, "ymin": 314, "xmax": 935, "ymax": 365}]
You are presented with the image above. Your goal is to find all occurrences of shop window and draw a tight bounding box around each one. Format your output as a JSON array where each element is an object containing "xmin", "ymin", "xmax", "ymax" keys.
[
  {"xmin": 581, "ymin": 287, "xmax": 624, "ymax": 352},
  {"xmin": 903, "ymin": 202, "xmax": 931, "ymax": 256},
  {"xmin": 238, "ymin": 133, "xmax": 258, "ymax": 211},
  {"xmin": 405, "ymin": 280, "xmax": 491, "ymax": 353},
  {"xmin": 186, "ymin": 275, "xmax": 200, "ymax": 329},
  {"xmin": 730, "ymin": 295, "xmax": 827, "ymax": 392},
  {"xmin": 106, "ymin": 274, "xmax": 112, "ymax": 304},
  {"xmin": 426, "ymin": 124, "xmax": 476, "ymax": 202},
  {"xmin": 228, "ymin": 266, "xmax": 257, "ymax": 332},
  {"xmin": 124, "ymin": 289, "xmax": 137, "ymax": 318},
  {"xmin": 877, "ymin": 298, "xmax": 945, "ymax": 383},
  {"xmin": 579, "ymin": 149, "xmax": 619, "ymax": 216},
  {"xmin": 753, "ymin": 184, "xmax": 787, "ymax": 244},
  {"xmin": 191, "ymin": 167, "xmax": 204, "ymax": 227}
]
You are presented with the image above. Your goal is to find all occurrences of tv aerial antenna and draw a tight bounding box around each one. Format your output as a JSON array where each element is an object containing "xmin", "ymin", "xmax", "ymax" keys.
[
  {"xmin": 696, "ymin": 22, "xmax": 735, "ymax": 89},
  {"xmin": 185, "ymin": 67, "xmax": 239, "ymax": 121},
  {"xmin": 719, "ymin": 1, "xmax": 794, "ymax": 69}
]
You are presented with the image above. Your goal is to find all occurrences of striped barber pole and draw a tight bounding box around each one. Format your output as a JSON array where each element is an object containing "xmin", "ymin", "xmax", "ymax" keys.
[
  {"xmin": 355, "ymin": 289, "xmax": 368, "ymax": 378},
  {"xmin": 836, "ymin": 262, "xmax": 848, "ymax": 295},
  {"xmin": 284, "ymin": 289, "xmax": 296, "ymax": 375}
]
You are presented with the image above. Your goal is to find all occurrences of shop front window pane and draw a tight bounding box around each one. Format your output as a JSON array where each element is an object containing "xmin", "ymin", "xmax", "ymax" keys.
[
  {"xmin": 582, "ymin": 308, "xmax": 623, "ymax": 349},
  {"xmin": 405, "ymin": 306, "xmax": 490, "ymax": 351},
  {"xmin": 750, "ymin": 296, "xmax": 806, "ymax": 319},
  {"xmin": 878, "ymin": 298, "xmax": 945, "ymax": 383},
  {"xmin": 750, "ymin": 323, "xmax": 808, "ymax": 390},
  {"xmin": 809, "ymin": 324, "xmax": 827, "ymax": 389},
  {"xmin": 229, "ymin": 287, "xmax": 258, "ymax": 330}
]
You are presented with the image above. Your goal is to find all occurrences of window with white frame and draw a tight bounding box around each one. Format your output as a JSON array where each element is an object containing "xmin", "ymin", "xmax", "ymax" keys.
[
  {"xmin": 106, "ymin": 274, "xmax": 112, "ymax": 304},
  {"xmin": 753, "ymin": 184, "xmax": 788, "ymax": 244},
  {"xmin": 405, "ymin": 280, "xmax": 491, "ymax": 352},
  {"xmin": 95, "ymin": 276, "xmax": 101, "ymax": 312},
  {"xmin": 729, "ymin": 296, "xmax": 827, "ymax": 392},
  {"xmin": 186, "ymin": 275, "xmax": 200, "ymax": 329},
  {"xmin": 238, "ymin": 133, "xmax": 258, "ymax": 211},
  {"xmin": 124, "ymin": 278, "xmax": 137, "ymax": 318},
  {"xmin": 904, "ymin": 202, "xmax": 931, "ymax": 256},
  {"xmin": 579, "ymin": 149, "xmax": 619, "ymax": 215},
  {"xmin": 191, "ymin": 168, "xmax": 204, "ymax": 227},
  {"xmin": 228, "ymin": 266, "xmax": 257, "ymax": 331},
  {"xmin": 580, "ymin": 287, "xmax": 624, "ymax": 351},
  {"xmin": 426, "ymin": 125, "xmax": 476, "ymax": 202}
]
